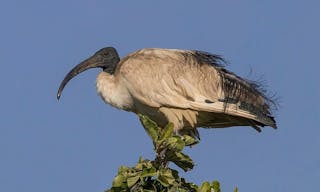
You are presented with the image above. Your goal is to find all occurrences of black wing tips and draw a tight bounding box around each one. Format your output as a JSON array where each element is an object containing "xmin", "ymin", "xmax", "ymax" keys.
[
  {"xmin": 179, "ymin": 50, "xmax": 227, "ymax": 67},
  {"xmin": 192, "ymin": 50, "xmax": 227, "ymax": 67},
  {"xmin": 268, "ymin": 115, "xmax": 277, "ymax": 129},
  {"xmin": 186, "ymin": 50, "xmax": 278, "ymax": 129},
  {"xmin": 248, "ymin": 114, "xmax": 277, "ymax": 133}
]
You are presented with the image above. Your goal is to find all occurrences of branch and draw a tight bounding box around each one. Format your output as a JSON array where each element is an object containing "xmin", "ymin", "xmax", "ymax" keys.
[{"xmin": 106, "ymin": 115, "xmax": 238, "ymax": 192}]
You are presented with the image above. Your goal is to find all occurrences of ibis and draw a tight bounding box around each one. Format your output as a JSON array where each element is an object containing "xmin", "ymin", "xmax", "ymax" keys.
[{"xmin": 57, "ymin": 47, "xmax": 277, "ymax": 139}]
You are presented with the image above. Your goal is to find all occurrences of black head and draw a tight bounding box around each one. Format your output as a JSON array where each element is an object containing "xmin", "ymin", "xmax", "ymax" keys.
[{"xmin": 57, "ymin": 47, "xmax": 120, "ymax": 100}]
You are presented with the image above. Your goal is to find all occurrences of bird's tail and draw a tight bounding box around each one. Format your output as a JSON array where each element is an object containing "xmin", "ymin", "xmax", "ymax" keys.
[{"xmin": 190, "ymin": 101, "xmax": 276, "ymax": 131}]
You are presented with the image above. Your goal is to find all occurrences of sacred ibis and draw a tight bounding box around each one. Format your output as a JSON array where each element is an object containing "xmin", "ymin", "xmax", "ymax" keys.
[{"xmin": 57, "ymin": 47, "xmax": 277, "ymax": 138}]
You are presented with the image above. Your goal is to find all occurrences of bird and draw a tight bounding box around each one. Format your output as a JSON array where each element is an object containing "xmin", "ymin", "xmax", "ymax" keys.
[{"xmin": 57, "ymin": 47, "xmax": 277, "ymax": 139}]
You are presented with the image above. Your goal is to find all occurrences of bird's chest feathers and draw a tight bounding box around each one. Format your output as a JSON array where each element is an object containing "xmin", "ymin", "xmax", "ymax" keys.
[{"xmin": 96, "ymin": 72, "xmax": 133, "ymax": 110}]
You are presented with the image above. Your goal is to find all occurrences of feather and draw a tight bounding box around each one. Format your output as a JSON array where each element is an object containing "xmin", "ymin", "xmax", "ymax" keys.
[{"xmin": 180, "ymin": 50, "xmax": 277, "ymax": 128}]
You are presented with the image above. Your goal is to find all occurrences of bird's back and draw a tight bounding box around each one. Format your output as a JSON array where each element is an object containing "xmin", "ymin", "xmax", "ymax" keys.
[{"xmin": 115, "ymin": 48, "xmax": 276, "ymax": 134}]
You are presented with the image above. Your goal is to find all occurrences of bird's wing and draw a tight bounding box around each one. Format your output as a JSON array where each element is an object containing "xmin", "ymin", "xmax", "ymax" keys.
[{"xmin": 118, "ymin": 48, "xmax": 276, "ymax": 128}]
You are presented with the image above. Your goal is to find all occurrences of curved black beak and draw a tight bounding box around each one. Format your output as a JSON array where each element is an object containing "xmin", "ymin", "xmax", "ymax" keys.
[
  {"xmin": 57, "ymin": 56, "xmax": 105, "ymax": 100},
  {"xmin": 57, "ymin": 47, "xmax": 120, "ymax": 100}
]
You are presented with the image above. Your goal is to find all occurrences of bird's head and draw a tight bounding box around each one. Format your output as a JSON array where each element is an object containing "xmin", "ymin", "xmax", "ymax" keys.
[{"xmin": 57, "ymin": 47, "xmax": 120, "ymax": 100}]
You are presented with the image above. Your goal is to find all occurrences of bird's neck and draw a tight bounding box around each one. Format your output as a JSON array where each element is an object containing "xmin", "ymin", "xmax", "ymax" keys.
[{"xmin": 96, "ymin": 71, "xmax": 133, "ymax": 110}]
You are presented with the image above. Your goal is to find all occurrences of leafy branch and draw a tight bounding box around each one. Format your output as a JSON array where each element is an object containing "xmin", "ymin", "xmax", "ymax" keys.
[{"xmin": 106, "ymin": 115, "xmax": 238, "ymax": 192}]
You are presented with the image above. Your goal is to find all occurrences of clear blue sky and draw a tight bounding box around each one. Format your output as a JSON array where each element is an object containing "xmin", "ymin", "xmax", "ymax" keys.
[{"xmin": 1, "ymin": 1, "xmax": 319, "ymax": 192}]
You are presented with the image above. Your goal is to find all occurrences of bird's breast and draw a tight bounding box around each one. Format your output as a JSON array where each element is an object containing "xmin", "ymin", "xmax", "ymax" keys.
[{"xmin": 96, "ymin": 72, "xmax": 134, "ymax": 111}]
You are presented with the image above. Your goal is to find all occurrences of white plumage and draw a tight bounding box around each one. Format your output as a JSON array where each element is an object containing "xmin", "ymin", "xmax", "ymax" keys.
[{"xmin": 57, "ymin": 47, "xmax": 277, "ymax": 138}]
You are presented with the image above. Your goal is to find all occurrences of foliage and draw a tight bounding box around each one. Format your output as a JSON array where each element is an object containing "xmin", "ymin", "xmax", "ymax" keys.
[{"xmin": 106, "ymin": 115, "xmax": 238, "ymax": 192}]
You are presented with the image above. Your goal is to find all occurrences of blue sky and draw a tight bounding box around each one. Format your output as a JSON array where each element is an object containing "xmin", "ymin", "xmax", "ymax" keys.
[{"xmin": 1, "ymin": 1, "xmax": 319, "ymax": 192}]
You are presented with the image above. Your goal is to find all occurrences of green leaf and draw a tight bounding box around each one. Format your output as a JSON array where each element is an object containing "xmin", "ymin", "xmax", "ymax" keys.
[
  {"xmin": 161, "ymin": 169, "xmax": 175, "ymax": 184},
  {"xmin": 138, "ymin": 156, "xmax": 144, "ymax": 163},
  {"xmin": 138, "ymin": 114, "xmax": 159, "ymax": 142},
  {"xmin": 134, "ymin": 162, "xmax": 143, "ymax": 171},
  {"xmin": 127, "ymin": 175, "xmax": 140, "ymax": 188},
  {"xmin": 211, "ymin": 181, "xmax": 221, "ymax": 192},
  {"xmin": 143, "ymin": 160, "xmax": 154, "ymax": 169},
  {"xmin": 166, "ymin": 136, "xmax": 185, "ymax": 152},
  {"xmin": 168, "ymin": 186, "xmax": 180, "ymax": 192},
  {"xmin": 200, "ymin": 181, "xmax": 211, "ymax": 192},
  {"xmin": 157, "ymin": 169, "xmax": 175, "ymax": 187},
  {"xmin": 170, "ymin": 169, "xmax": 179, "ymax": 180},
  {"xmin": 166, "ymin": 151, "xmax": 194, "ymax": 172},
  {"xmin": 180, "ymin": 180, "xmax": 198, "ymax": 192},
  {"xmin": 141, "ymin": 167, "xmax": 157, "ymax": 178},
  {"xmin": 117, "ymin": 166, "xmax": 130, "ymax": 174},
  {"xmin": 135, "ymin": 159, "xmax": 153, "ymax": 172},
  {"xmin": 157, "ymin": 174, "xmax": 170, "ymax": 187},
  {"xmin": 143, "ymin": 189, "xmax": 156, "ymax": 192},
  {"xmin": 182, "ymin": 135, "xmax": 199, "ymax": 146},
  {"xmin": 112, "ymin": 175, "xmax": 127, "ymax": 188},
  {"xmin": 106, "ymin": 117, "xmax": 237, "ymax": 192},
  {"xmin": 159, "ymin": 122, "xmax": 174, "ymax": 141},
  {"xmin": 234, "ymin": 187, "xmax": 239, "ymax": 192}
]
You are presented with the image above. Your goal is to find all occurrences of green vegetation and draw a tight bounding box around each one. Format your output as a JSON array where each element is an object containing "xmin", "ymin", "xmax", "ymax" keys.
[{"xmin": 106, "ymin": 115, "xmax": 238, "ymax": 192}]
